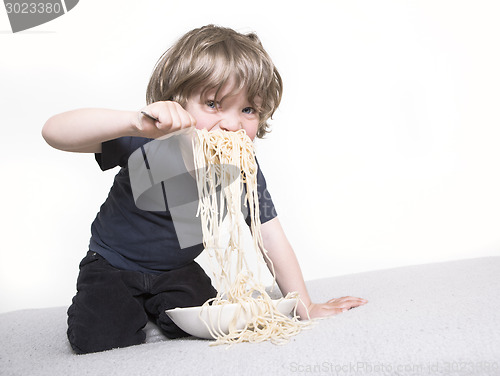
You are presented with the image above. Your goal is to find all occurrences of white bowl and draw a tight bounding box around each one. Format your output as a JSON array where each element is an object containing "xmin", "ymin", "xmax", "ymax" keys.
[{"xmin": 165, "ymin": 298, "xmax": 297, "ymax": 339}]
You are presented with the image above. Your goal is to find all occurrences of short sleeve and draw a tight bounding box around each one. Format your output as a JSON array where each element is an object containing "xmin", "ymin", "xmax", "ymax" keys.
[{"xmin": 95, "ymin": 137, "xmax": 151, "ymax": 171}]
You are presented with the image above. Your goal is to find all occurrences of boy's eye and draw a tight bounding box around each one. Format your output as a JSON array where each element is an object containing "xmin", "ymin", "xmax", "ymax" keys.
[
  {"xmin": 206, "ymin": 100, "xmax": 218, "ymax": 109},
  {"xmin": 242, "ymin": 107, "xmax": 256, "ymax": 115}
]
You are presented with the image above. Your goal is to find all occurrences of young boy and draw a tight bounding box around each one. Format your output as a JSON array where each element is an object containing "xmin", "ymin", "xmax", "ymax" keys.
[{"xmin": 42, "ymin": 25, "xmax": 367, "ymax": 354}]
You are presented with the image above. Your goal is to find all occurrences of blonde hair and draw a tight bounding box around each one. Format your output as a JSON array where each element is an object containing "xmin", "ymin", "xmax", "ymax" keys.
[{"xmin": 146, "ymin": 25, "xmax": 283, "ymax": 138}]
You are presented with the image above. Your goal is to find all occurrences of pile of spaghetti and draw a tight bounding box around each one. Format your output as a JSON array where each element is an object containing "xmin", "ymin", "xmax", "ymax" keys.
[{"xmin": 193, "ymin": 129, "xmax": 310, "ymax": 346}]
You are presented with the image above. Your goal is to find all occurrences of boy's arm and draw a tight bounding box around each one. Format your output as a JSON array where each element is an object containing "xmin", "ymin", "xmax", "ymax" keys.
[
  {"xmin": 260, "ymin": 217, "xmax": 367, "ymax": 319},
  {"xmin": 42, "ymin": 108, "xmax": 139, "ymax": 153},
  {"xmin": 42, "ymin": 102, "xmax": 196, "ymax": 153}
]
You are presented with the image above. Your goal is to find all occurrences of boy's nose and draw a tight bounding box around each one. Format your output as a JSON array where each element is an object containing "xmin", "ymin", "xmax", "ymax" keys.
[{"xmin": 218, "ymin": 114, "xmax": 242, "ymax": 132}]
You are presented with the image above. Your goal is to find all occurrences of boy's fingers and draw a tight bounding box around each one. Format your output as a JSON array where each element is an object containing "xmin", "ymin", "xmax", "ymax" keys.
[
  {"xmin": 326, "ymin": 298, "xmax": 368, "ymax": 308},
  {"xmin": 327, "ymin": 297, "xmax": 351, "ymax": 304},
  {"xmin": 328, "ymin": 296, "xmax": 367, "ymax": 303},
  {"xmin": 140, "ymin": 101, "xmax": 195, "ymax": 136},
  {"xmin": 188, "ymin": 112, "xmax": 197, "ymax": 126},
  {"xmin": 157, "ymin": 111, "xmax": 173, "ymax": 131},
  {"xmin": 167, "ymin": 103, "xmax": 182, "ymax": 131},
  {"xmin": 178, "ymin": 109, "xmax": 195, "ymax": 128}
]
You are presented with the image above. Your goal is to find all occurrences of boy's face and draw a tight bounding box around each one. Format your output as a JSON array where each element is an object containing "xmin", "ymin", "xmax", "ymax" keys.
[{"xmin": 184, "ymin": 81, "xmax": 261, "ymax": 141}]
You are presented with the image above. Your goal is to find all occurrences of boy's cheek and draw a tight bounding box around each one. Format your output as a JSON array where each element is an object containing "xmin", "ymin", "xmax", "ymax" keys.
[
  {"xmin": 248, "ymin": 121, "xmax": 260, "ymax": 138},
  {"xmin": 195, "ymin": 121, "xmax": 215, "ymax": 132}
]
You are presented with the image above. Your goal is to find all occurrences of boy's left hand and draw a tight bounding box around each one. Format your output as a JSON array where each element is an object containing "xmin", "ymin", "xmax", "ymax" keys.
[{"xmin": 305, "ymin": 296, "xmax": 368, "ymax": 319}]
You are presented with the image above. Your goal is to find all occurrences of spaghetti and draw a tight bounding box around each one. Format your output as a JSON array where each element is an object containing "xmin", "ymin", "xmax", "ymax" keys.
[{"xmin": 193, "ymin": 128, "xmax": 310, "ymax": 346}]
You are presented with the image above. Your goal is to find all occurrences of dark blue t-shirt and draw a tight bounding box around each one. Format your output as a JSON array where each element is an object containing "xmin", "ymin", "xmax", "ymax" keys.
[{"xmin": 89, "ymin": 136, "xmax": 277, "ymax": 274}]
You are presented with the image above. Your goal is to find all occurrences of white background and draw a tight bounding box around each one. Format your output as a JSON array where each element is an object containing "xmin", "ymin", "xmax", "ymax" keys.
[{"xmin": 1, "ymin": 0, "xmax": 499, "ymax": 314}]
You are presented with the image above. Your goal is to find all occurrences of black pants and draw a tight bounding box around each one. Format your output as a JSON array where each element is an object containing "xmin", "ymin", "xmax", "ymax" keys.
[{"xmin": 67, "ymin": 251, "xmax": 217, "ymax": 354}]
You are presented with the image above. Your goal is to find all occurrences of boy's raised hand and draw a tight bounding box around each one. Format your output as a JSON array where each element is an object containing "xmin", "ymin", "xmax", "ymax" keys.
[
  {"xmin": 136, "ymin": 101, "xmax": 196, "ymax": 139},
  {"xmin": 306, "ymin": 296, "xmax": 368, "ymax": 319}
]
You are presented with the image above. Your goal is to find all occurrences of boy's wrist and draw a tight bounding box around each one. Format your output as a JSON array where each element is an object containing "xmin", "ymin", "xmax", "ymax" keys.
[{"xmin": 122, "ymin": 110, "xmax": 144, "ymax": 137}]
